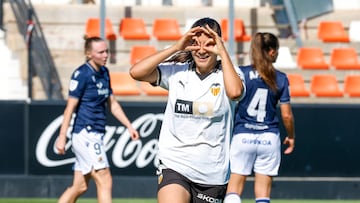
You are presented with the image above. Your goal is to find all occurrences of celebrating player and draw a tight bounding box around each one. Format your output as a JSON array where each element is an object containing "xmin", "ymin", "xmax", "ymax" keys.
[{"xmin": 130, "ymin": 17, "xmax": 244, "ymax": 203}]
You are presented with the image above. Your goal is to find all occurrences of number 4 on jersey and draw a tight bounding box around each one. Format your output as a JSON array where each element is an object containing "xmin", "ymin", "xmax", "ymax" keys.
[{"xmin": 247, "ymin": 88, "xmax": 268, "ymax": 122}]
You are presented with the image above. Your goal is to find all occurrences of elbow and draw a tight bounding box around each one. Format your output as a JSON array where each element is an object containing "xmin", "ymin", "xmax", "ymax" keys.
[
  {"xmin": 227, "ymin": 87, "xmax": 243, "ymax": 100},
  {"xmin": 129, "ymin": 64, "xmax": 157, "ymax": 82},
  {"xmin": 129, "ymin": 63, "xmax": 146, "ymax": 81},
  {"xmin": 129, "ymin": 66, "xmax": 139, "ymax": 80},
  {"xmin": 225, "ymin": 80, "xmax": 244, "ymax": 100}
]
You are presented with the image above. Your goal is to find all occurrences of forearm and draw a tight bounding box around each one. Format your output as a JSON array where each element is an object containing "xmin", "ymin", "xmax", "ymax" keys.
[
  {"xmin": 59, "ymin": 107, "xmax": 73, "ymax": 138},
  {"xmin": 110, "ymin": 98, "xmax": 133, "ymax": 129},
  {"xmin": 219, "ymin": 49, "xmax": 243, "ymax": 100},
  {"xmin": 59, "ymin": 97, "xmax": 78, "ymax": 138},
  {"xmin": 283, "ymin": 117, "xmax": 295, "ymax": 138}
]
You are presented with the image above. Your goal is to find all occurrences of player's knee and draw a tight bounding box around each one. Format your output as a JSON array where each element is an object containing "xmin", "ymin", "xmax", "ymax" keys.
[
  {"xmin": 93, "ymin": 168, "xmax": 112, "ymax": 188},
  {"xmin": 75, "ymin": 184, "xmax": 88, "ymax": 195}
]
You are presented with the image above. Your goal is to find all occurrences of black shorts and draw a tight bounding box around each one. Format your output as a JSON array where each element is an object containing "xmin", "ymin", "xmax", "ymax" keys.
[{"xmin": 157, "ymin": 168, "xmax": 227, "ymax": 203}]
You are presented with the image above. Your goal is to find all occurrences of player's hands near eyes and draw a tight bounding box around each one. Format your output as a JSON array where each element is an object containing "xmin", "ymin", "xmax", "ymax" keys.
[
  {"xmin": 175, "ymin": 26, "xmax": 203, "ymax": 52},
  {"xmin": 176, "ymin": 25, "xmax": 227, "ymax": 56},
  {"xmin": 202, "ymin": 24, "xmax": 226, "ymax": 55}
]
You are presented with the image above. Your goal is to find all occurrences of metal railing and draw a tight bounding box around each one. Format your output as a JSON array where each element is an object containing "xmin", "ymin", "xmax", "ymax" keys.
[{"xmin": 9, "ymin": 0, "xmax": 63, "ymax": 100}]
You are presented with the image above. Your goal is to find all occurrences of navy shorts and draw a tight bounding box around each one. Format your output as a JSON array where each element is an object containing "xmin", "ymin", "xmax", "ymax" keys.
[{"xmin": 157, "ymin": 168, "xmax": 227, "ymax": 203}]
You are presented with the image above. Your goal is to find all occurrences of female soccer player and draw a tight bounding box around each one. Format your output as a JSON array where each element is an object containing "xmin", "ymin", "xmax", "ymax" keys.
[
  {"xmin": 130, "ymin": 17, "xmax": 244, "ymax": 203},
  {"xmin": 55, "ymin": 37, "xmax": 139, "ymax": 203},
  {"xmin": 224, "ymin": 32, "xmax": 296, "ymax": 203}
]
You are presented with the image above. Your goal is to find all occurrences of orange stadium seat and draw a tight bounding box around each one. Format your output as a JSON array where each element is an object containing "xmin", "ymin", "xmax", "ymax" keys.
[
  {"xmin": 119, "ymin": 18, "xmax": 151, "ymax": 40},
  {"xmin": 297, "ymin": 47, "xmax": 330, "ymax": 70},
  {"xmin": 130, "ymin": 45, "xmax": 157, "ymax": 65},
  {"xmin": 310, "ymin": 74, "xmax": 343, "ymax": 97},
  {"xmin": 85, "ymin": 17, "xmax": 117, "ymax": 40},
  {"xmin": 287, "ymin": 74, "xmax": 310, "ymax": 97},
  {"xmin": 317, "ymin": 21, "xmax": 350, "ymax": 43},
  {"xmin": 344, "ymin": 75, "xmax": 360, "ymax": 97},
  {"xmin": 152, "ymin": 18, "xmax": 182, "ymax": 40},
  {"xmin": 330, "ymin": 47, "xmax": 360, "ymax": 70},
  {"xmin": 140, "ymin": 82, "xmax": 168, "ymax": 96},
  {"xmin": 221, "ymin": 18, "xmax": 251, "ymax": 42},
  {"xmin": 109, "ymin": 72, "xmax": 141, "ymax": 96}
]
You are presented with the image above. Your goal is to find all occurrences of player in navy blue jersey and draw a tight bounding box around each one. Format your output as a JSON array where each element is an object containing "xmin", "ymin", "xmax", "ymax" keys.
[
  {"xmin": 224, "ymin": 32, "xmax": 295, "ymax": 203},
  {"xmin": 55, "ymin": 37, "xmax": 139, "ymax": 203}
]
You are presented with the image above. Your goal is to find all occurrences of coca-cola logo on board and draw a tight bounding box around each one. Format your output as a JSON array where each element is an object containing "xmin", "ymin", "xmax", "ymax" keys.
[{"xmin": 35, "ymin": 113, "xmax": 163, "ymax": 169}]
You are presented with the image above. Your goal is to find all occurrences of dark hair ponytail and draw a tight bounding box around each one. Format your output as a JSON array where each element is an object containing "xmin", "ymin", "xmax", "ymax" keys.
[{"xmin": 250, "ymin": 32, "xmax": 279, "ymax": 92}]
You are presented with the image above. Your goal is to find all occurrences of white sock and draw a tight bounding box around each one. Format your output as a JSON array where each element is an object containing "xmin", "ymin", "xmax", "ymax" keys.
[
  {"xmin": 224, "ymin": 193, "xmax": 241, "ymax": 203},
  {"xmin": 256, "ymin": 197, "xmax": 270, "ymax": 203}
]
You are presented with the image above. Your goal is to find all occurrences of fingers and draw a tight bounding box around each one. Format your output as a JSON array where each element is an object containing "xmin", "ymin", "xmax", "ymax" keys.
[
  {"xmin": 55, "ymin": 137, "xmax": 66, "ymax": 155},
  {"xmin": 56, "ymin": 146, "xmax": 65, "ymax": 155},
  {"xmin": 131, "ymin": 132, "xmax": 140, "ymax": 140},
  {"xmin": 176, "ymin": 26, "xmax": 201, "ymax": 51},
  {"xmin": 178, "ymin": 25, "xmax": 224, "ymax": 52},
  {"xmin": 283, "ymin": 137, "xmax": 295, "ymax": 154},
  {"xmin": 284, "ymin": 146, "xmax": 294, "ymax": 154},
  {"xmin": 129, "ymin": 129, "xmax": 140, "ymax": 140},
  {"xmin": 203, "ymin": 38, "xmax": 216, "ymax": 49},
  {"xmin": 204, "ymin": 24, "xmax": 217, "ymax": 37}
]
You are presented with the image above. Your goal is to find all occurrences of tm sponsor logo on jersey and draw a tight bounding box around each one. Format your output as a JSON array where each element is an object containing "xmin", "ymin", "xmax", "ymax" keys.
[
  {"xmin": 175, "ymin": 99, "xmax": 214, "ymax": 117},
  {"xmin": 197, "ymin": 193, "xmax": 222, "ymax": 203},
  {"xmin": 242, "ymin": 138, "xmax": 272, "ymax": 145},
  {"xmin": 175, "ymin": 99, "xmax": 193, "ymax": 114}
]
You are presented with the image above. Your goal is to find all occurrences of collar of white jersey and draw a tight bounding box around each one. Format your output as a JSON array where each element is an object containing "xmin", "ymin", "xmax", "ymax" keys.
[{"xmin": 189, "ymin": 60, "xmax": 222, "ymax": 80}]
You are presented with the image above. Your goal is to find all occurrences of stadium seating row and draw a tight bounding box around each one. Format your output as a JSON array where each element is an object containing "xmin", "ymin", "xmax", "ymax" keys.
[
  {"xmin": 84, "ymin": 17, "xmax": 182, "ymax": 41},
  {"xmin": 30, "ymin": 0, "xmax": 264, "ymax": 8},
  {"xmin": 288, "ymin": 74, "xmax": 360, "ymax": 97},
  {"xmin": 70, "ymin": 16, "xmax": 360, "ymax": 100},
  {"xmin": 87, "ymin": 17, "xmax": 360, "ymax": 70},
  {"xmin": 317, "ymin": 20, "xmax": 360, "ymax": 43},
  {"xmin": 110, "ymin": 71, "xmax": 360, "ymax": 98},
  {"xmin": 84, "ymin": 17, "xmax": 252, "ymax": 42},
  {"xmin": 85, "ymin": 18, "xmax": 360, "ymax": 44},
  {"xmin": 274, "ymin": 46, "xmax": 360, "ymax": 70}
]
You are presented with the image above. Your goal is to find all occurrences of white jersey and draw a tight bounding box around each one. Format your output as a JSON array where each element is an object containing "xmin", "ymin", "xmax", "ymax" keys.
[{"xmin": 156, "ymin": 62, "xmax": 241, "ymax": 185}]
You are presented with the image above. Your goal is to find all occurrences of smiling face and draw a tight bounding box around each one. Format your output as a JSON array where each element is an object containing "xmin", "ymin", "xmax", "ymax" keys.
[
  {"xmin": 86, "ymin": 40, "xmax": 109, "ymax": 70},
  {"xmin": 191, "ymin": 32, "xmax": 218, "ymax": 74}
]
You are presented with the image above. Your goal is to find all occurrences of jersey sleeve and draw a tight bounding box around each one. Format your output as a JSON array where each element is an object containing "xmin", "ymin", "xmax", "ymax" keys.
[
  {"xmin": 157, "ymin": 63, "xmax": 186, "ymax": 90},
  {"xmin": 104, "ymin": 68, "xmax": 113, "ymax": 95},
  {"xmin": 279, "ymin": 73, "xmax": 291, "ymax": 104},
  {"xmin": 234, "ymin": 65, "xmax": 246, "ymax": 101},
  {"xmin": 68, "ymin": 69, "xmax": 87, "ymax": 99}
]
